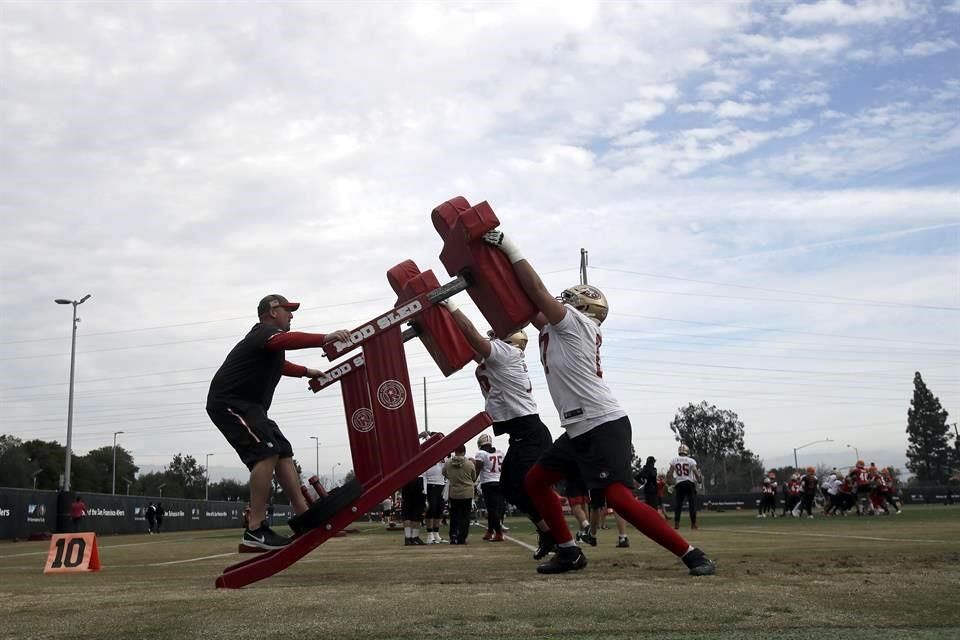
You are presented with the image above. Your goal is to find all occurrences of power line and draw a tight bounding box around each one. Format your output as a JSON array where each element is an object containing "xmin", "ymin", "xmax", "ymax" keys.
[{"xmin": 592, "ymin": 265, "xmax": 960, "ymax": 311}]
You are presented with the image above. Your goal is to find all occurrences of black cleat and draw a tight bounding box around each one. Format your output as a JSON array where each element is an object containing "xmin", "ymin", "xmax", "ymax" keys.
[
  {"xmin": 536, "ymin": 545, "xmax": 587, "ymax": 574},
  {"xmin": 241, "ymin": 520, "xmax": 290, "ymax": 550},
  {"xmin": 533, "ymin": 530, "xmax": 556, "ymax": 560},
  {"xmin": 682, "ymin": 547, "xmax": 716, "ymax": 576},
  {"xmin": 577, "ymin": 525, "xmax": 597, "ymax": 547},
  {"xmin": 616, "ymin": 536, "xmax": 630, "ymax": 548},
  {"xmin": 411, "ymin": 536, "xmax": 426, "ymax": 545}
]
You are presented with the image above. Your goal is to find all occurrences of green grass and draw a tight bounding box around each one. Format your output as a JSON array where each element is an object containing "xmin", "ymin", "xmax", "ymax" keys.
[{"xmin": 2, "ymin": 506, "xmax": 959, "ymax": 639}]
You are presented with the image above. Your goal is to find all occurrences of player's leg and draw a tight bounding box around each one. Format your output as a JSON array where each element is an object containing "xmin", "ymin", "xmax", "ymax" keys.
[
  {"xmin": 688, "ymin": 484, "xmax": 698, "ymax": 528},
  {"xmin": 274, "ymin": 457, "xmax": 309, "ymax": 515},
  {"xmin": 525, "ymin": 437, "xmax": 587, "ymax": 574}
]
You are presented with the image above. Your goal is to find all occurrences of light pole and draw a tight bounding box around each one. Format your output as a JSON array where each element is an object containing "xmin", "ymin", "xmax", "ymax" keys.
[
  {"xmin": 158, "ymin": 483, "xmax": 166, "ymax": 498},
  {"xmin": 846, "ymin": 444, "xmax": 860, "ymax": 460},
  {"xmin": 330, "ymin": 462, "xmax": 341, "ymax": 486},
  {"xmin": 112, "ymin": 430, "xmax": 124, "ymax": 495},
  {"xmin": 32, "ymin": 469, "xmax": 43, "ymax": 490},
  {"xmin": 54, "ymin": 294, "xmax": 91, "ymax": 492},
  {"xmin": 205, "ymin": 453, "xmax": 214, "ymax": 500},
  {"xmin": 793, "ymin": 438, "xmax": 833, "ymax": 470},
  {"xmin": 124, "ymin": 478, "xmax": 133, "ymax": 496},
  {"xmin": 310, "ymin": 436, "xmax": 320, "ymax": 477}
]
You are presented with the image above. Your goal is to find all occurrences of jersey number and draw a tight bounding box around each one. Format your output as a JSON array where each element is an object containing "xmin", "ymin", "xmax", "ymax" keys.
[
  {"xmin": 674, "ymin": 463, "xmax": 690, "ymax": 477},
  {"xmin": 488, "ymin": 456, "xmax": 501, "ymax": 473},
  {"xmin": 539, "ymin": 334, "xmax": 603, "ymax": 377}
]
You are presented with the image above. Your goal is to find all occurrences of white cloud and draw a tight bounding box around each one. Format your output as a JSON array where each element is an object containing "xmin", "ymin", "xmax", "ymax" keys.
[
  {"xmin": 677, "ymin": 101, "xmax": 716, "ymax": 114},
  {"xmin": 698, "ymin": 80, "xmax": 737, "ymax": 99},
  {"xmin": 783, "ymin": 0, "xmax": 914, "ymax": 26},
  {"xmin": 903, "ymin": 38, "xmax": 958, "ymax": 56}
]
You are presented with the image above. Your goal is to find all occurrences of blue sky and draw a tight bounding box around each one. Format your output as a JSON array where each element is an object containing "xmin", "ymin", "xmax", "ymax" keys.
[{"xmin": 1, "ymin": 0, "xmax": 957, "ymax": 484}]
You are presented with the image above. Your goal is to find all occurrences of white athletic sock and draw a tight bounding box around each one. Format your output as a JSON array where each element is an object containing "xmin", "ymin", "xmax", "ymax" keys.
[
  {"xmin": 404, "ymin": 527, "xmax": 412, "ymax": 538},
  {"xmin": 681, "ymin": 545, "xmax": 694, "ymax": 557},
  {"xmin": 411, "ymin": 528, "xmax": 419, "ymax": 539}
]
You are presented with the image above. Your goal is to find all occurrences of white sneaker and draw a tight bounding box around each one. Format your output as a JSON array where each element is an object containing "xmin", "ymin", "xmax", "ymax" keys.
[{"xmin": 808, "ymin": 515, "xmax": 814, "ymax": 519}]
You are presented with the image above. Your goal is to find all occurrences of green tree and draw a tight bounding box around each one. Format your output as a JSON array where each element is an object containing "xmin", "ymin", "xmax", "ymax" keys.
[
  {"xmin": 166, "ymin": 453, "xmax": 207, "ymax": 499},
  {"xmin": 669, "ymin": 401, "xmax": 746, "ymax": 491},
  {"xmin": 21, "ymin": 439, "xmax": 65, "ymax": 490},
  {"xmin": 71, "ymin": 446, "xmax": 139, "ymax": 493},
  {"xmin": 207, "ymin": 479, "xmax": 249, "ymax": 501},
  {"xmin": 905, "ymin": 372, "xmax": 952, "ymax": 483},
  {"xmin": 0, "ymin": 435, "xmax": 33, "ymax": 488}
]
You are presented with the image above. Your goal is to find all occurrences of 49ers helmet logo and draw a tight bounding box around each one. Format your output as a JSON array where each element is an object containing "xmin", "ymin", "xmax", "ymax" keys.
[
  {"xmin": 351, "ymin": 408, "xmax": 375, "ymax": 433},
  {"xmin": 376, "ymin": 380, "xmax": 407, "ymax": 410}
]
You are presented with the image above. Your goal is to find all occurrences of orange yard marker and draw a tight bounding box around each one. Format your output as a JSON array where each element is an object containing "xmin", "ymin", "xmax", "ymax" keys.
[{"xmin": 43, "ymin": 533, "xmax": 101, "ymax": 574}]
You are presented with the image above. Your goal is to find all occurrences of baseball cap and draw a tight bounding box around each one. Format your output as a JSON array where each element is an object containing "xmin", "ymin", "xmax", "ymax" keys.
[{"xmin": 257, "ymin": 294, "xmax": 300, "ymax": 317}]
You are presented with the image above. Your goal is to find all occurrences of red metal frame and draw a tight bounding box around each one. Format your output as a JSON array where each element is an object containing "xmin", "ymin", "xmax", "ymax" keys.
[{"xmin": 215, "ymin": 277, "xmax": 491, "ymax": 589}]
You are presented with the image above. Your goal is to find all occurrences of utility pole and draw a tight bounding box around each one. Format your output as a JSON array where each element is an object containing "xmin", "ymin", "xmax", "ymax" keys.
[
  {"xmin": 580, "ymin": 248, "xmax": 588, "ymax": 285},
  {"xmin": 422, "ymin": 376, "xmax": 428, "ymax": 437},
  {"xmin": 54, "ymin": 294, "xmax": 91, "ymax": 491}
]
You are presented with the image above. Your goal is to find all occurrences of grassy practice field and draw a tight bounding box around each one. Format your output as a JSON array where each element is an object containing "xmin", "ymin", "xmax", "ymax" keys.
[{"xmin": 2, "ymin": 506, "xmax": 958, "ymax": 640}]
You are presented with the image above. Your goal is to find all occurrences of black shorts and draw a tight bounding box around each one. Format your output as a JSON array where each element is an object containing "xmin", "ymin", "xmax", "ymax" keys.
[
  {"xmin": 497, "ymin": 414, "xmax": 552, "ymax": 505},
  {"xmin": 644, "ymin": 492, "xmax": 660, "ymax": 508},
  {"xmin": 425, "ymin": 484, "xmax": 445, "ymax": 519},
  {"xmin": 537, "ymin": 416, "xmax": 634, "ymax": 490},
  {"xmin": 207, "ymin": 402, "xmax": 293, "ymax": 470},
  {"xmin": 401, "ymin": 477, "xmax": 426, "ymax": 521}
]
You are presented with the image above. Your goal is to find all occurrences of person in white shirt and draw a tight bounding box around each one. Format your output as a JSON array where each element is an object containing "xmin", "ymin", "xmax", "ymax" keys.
[
  {"xmin": 473, "ymin": 434, "xmax": 506, "ymax": 541},
  {"xmin": 485, "ymin": 228, "xmax": 715, "ymax": 577},
  {"xmin": 444, "ymin": 304, "xmax": 557, "ymax": 558},
  {"xmin": 667, "ymin": 445, "xmax": 703, "ymax": 529},
  {"xmin": 421, "ymin": 442, "xmax": 448, "ymax": 544}
]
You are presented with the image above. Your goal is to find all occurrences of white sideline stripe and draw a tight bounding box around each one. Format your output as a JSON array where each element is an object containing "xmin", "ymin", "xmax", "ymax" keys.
[
  {"xmin": 715, "ymin": 527, "xmax": 957, "ymax": 544},
  {"xmin": 470, "ymin": 521, "xmax": 536, "ymax": 552},
  {"xmin": 148, "ymin": 552, "xmax": 237, "ymax": 566},
  {"xmin": 0, "ymin": 534, "xmax": 231, "ymax": 559},
  {"xmin": 504, "ymin": 534, "xmax": 537, "ymax": 552}
]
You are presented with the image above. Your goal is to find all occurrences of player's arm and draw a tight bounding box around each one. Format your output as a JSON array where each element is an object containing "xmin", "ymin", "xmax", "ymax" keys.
[
  {"xmin": 531, "ymin": 312, "xmax": 548, "ymax": 331},
  {"xmin": 483, "ymin": 230, "xmax": 566, "ymax": 326},
  {"xmin": 440, "ymin": 298, "xmax": 492, "ymax": 360},
  {"xmin": 666, "ymin": 465, "xmax": 675, "ymax": 484},
  {"xmin": 266, "ymin": 329, "xmax": 352, "ymax": 351}
]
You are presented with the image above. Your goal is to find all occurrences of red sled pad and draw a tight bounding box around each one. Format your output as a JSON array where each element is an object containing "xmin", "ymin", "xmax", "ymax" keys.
[
  {"xmin": 386, "ymin": 260, "xmax": 475, "ymax": 377},
  {"xmin": 432, "ymin": 196, "xmax": 537, "ymax": 338}
]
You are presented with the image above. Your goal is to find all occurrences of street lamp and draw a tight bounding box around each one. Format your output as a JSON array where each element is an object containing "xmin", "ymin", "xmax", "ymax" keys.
[
  {"xmin": 846, "ymin": 444, "xmax": 860, "ymax": 460},
  {"xmin": 205, "ymin": 453, "xmax": 214, "ymax": 500},
  {"xmin": 330, "ymin": 462, "xmax": 341, "ymax": 487},
  {"xmin": 112, "ymin": 431, "xmax": 124, "ymax": 495},
  {"xmin": 158, "ymin": 483, "xmax": 166, "ymax": 498},
  {"xmin": 54, "ymin": 293, "xmax": 91, "ymax": 492},
  {"xmin": 124, "ymin": 478, "xmax": 134, "ymax": 496},
  {"xmin": 793, "ymin": 438, "xmax": 833, "ymax": 470},
  {"xmin": 309, "ymin": 436, "xmax": 320, "ymax": 477},
  {"xmin": 32, "ymin": 469, "xmax": 43, "ymax": 490}
]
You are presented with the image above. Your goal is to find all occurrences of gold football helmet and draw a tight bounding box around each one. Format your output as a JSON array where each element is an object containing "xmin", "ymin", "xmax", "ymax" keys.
[
  {"xmin": 477, "ymin": 433, "xmax": 493, "ymax": 448},
  {"xmin": 504, "ymin": 329, "xmax": 528, "ymax": 351},
  {"xmin": 559, "ymin": 284, "xmax": 609, "ymax": 325},
  {"xmin": 678, "ymin": 444, "xmax": 690, "ymax": 456}
]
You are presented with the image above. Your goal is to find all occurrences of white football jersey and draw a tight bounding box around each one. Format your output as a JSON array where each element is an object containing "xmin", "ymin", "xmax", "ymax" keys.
[
  {"xmin": 670, "ymin": 456, "xmax": 699, "ymax": 484},
  {"xmin": 476, "ymin": 339, "xmax": 539, "ymax": 422},
  {"xmin": 475, "ymin": 448, "xmax": 503, "ymax": 484},
  {"xmin": 538, "ymin": 305, "xmax": 624, "ymax": 437},
  {"xmin": 423, "ymin": 459, "xmax": 445, "ymax": 485}
]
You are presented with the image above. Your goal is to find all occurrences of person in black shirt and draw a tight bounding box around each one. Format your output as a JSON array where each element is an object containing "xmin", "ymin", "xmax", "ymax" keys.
[
  {"xmin": 636, "ymin": 456, "xmax": 662, "ymax": 516},
  {"xmin": 206, "ymin": 294, "xmax": 350, "ymax": 550}
]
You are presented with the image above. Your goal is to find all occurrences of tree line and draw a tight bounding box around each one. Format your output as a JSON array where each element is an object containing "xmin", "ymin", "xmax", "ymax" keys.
[{"xmin": 3, "ymin": 371, "xmax": 955, "ymax": 497}]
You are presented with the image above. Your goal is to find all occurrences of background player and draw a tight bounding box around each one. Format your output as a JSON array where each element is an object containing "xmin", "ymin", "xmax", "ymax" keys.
[{"xmin": 667, "ymin": 444, "xmax": 703, "ymax": 530}]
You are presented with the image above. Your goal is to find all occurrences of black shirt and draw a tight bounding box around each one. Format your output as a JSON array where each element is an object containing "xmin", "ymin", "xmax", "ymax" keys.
[
  {"xmin": 637, "ymin": 465, "xmax": 658, "ymax": 496},
  {"xmin": 207, "ymin": 323, "xmax": 284, "ymax": 411}
]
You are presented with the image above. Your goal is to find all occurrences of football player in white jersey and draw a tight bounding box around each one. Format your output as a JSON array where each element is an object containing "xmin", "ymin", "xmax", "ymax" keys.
[
  {"xmin": 485, "ymin": 228, "xmax": 715, "ymax": 576},
  {"xmin": 667, "ymin": 444, "xmax": 703, "ymax": 529},
  {"xmin": 421, "ymin": 437, "xmax": 448, "ymax": 544},
  {"xmin": 443, "ymin": 303, "xmax": 558, "ymax": 558},
  {"xmin": 474, "ymin": 434, "xmax": 506, "ymax": 541}
]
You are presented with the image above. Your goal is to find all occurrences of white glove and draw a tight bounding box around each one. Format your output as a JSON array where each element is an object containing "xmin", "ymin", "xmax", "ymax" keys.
[
  {"xmin": 440, "ymin": 297, "xmax": 460, "ymax": 313},
  {"xmin": 483, "ymin": 230, "xmax": 524, "ymax": 264}
]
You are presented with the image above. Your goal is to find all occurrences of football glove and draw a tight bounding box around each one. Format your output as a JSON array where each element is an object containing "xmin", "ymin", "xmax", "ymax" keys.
[{"xmin": 483, "ymin": 230, "xmax": 524, "ymax": 264}]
